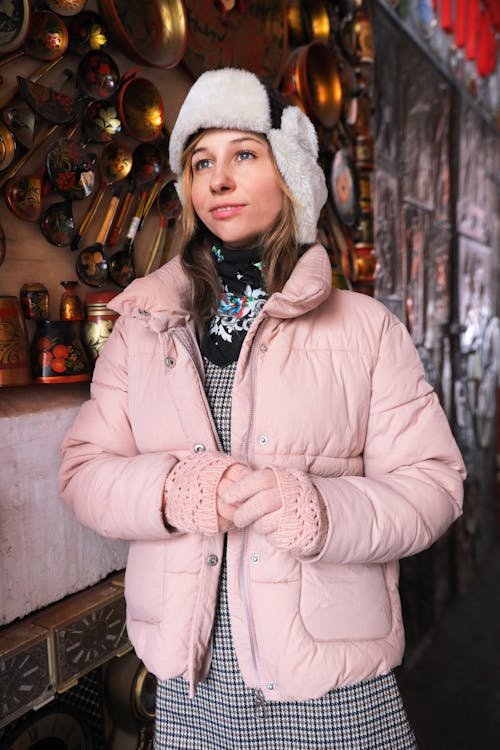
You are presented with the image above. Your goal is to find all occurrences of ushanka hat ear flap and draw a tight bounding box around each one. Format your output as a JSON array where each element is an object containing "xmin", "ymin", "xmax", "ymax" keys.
[
  {"xmin": 268, "ymin": 106, "xmax": 328, "ymax": 247},
  {"xmin": 168, "ymin": 67, "xmax": 328, "ymax": 245}
]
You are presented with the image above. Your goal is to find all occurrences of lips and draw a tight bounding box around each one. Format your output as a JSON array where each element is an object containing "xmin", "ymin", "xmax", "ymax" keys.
[{"xmin": 210, "ymin": 204, "xmax": 244, "ymax": 218}]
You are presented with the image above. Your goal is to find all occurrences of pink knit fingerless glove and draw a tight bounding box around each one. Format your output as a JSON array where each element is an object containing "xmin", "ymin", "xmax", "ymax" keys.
[
  {"xmin": 163, "ymin": 453, "xmax": 236, "ymax": 534},
  {"xmin": 269, "ymin": 468, "xmax": 328, "ymax": 557}
]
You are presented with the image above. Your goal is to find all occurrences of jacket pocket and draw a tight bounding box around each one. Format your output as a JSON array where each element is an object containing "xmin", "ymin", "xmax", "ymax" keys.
[
  {"xmin": 125, "ymin": 540, "xmax": 165, "ymax": 623},
  {"xmin": 300, "ymin": 562, "xmax": 393, "ymax": 641}
]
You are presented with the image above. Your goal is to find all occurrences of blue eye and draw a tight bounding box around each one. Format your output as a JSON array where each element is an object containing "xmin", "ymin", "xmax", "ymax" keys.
[
  {"xmin": 237, "ymin": 151, "xmax": 254, "ymax": 161},
  {"xmin": 193, "ymin": 158, "xmax": 212, "ymax": 171}
]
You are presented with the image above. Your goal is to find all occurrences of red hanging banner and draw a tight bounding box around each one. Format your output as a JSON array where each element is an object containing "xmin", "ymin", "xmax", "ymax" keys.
[
  {"xmin": 466, "ymin": 0, "xmax": 479, "ymax": 61},
  {"xmin": 477, "ymin": 11, "xmax": 497, "ymax": 76},
  {"xmin": 455, "ymin": 0, "xmax": 466, "ymax": 47},
  {"xmin": 483, "ymin": 0, "xmax": 500, "ymax": 30},
  {"xmin": 440, "ymin": 0, "xmax": 454, "ymax": 32}
]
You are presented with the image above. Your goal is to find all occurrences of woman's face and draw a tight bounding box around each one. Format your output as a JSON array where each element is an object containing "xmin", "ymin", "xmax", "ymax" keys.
[{"xmin": 190, "ymin": 129, "xmax": 284, "ymax": 248}]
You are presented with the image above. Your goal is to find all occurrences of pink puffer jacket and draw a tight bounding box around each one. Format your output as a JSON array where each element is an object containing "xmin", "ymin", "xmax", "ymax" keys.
[{"xmin": 59, "ymin": 244, "xmax": 465, "ymax": 701}]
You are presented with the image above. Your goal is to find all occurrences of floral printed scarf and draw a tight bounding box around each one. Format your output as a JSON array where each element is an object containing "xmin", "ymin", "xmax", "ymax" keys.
[{"xmin": 200, "ymin": 241, "xmax": 268, "ymax": 366}]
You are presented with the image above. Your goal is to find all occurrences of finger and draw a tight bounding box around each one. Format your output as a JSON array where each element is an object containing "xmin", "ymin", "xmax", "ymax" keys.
[
  {"xmin": 217, "ymin": 497, "xmax": 237, "ymax": 523},
  {"xmin": 232, "ymin": 489, "xmax": 281, "ymax": 528},
  {"xmin": 218, "ymin": 464, "xmax": 252, "ymax": 497},
  {"xmin": 218, "ymin": 477, "xmax": 233, "ymax": 497},
  {"xmin": 253, "ymin": 508, "xmax": 282, "ymax": 535},
  {"xmin": 223, "ymin": 468, "xmax": 276, "ymax": 506},
  {"xmin": 224, "ymin": 463, "xmax": 253, "ymax": 482}
]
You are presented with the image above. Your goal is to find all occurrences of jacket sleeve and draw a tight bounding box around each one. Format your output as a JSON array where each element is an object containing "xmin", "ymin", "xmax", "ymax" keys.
[
  {"xmin": 58, "ymin": 317, "xmax": 178, "ymax": 542},
  {"xmin": 310, "ymin": 318, "xmax": 466, "ymax": 565}
]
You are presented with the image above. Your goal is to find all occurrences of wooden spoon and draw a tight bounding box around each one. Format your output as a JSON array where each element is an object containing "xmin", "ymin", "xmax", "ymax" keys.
[
  {"xmin": 70, "ymin": 140, "xmax": 132, "ymax": 250},
  {"xmin": 75, "ymin": 186, "xmax": 122, "ymax": 287},
  {"xmin": 144, "ymin": 179, "xmax": 181, "ymax": 275},
  {"xmin": 5, "ymin": 166, "xmax": 48, "ymax": 222}
]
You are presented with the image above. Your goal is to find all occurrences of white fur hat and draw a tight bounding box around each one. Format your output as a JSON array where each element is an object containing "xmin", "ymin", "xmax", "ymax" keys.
[{"xmin": 168, "ymin": 67, "xmax": 328, "ymax": 245}]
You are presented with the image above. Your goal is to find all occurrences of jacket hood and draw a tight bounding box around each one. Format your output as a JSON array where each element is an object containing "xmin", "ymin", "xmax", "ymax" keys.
[{"xmin": 108, "ymin": 244, "xmax": 332, "ymax": 332}]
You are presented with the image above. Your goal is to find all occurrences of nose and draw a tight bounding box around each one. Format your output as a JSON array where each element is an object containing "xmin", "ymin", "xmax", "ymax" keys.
[{"xmin": 209, "ymin": 162, "xmax": 235, "ymax": 193}]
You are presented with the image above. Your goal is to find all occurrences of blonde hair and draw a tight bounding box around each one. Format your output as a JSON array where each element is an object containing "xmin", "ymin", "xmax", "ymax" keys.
[{"xmin": 172, "ymin": 131, "xmax": 301, "ymax": 332}]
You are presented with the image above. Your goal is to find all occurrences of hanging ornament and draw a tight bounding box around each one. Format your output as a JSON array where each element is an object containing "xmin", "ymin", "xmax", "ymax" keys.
[
  {"xmin": 477, "ymin": 11, "xmax": 496, "ymax": 77},
  {"xmin": 455, "ymin": 0, "xmax": 466, "ymax": 47},
  {"xmin": 440, "ymin": 0, "xmax": 453, "ymax": 32},
  {"xmin": 466, "ymin": 0, "xmax": 479, "ymax": 61}
]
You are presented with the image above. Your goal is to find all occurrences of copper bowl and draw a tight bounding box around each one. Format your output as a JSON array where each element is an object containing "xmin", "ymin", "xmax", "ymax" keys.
[
  {"xmin": 118, "ymin": 76, "xmax": 164, "ymax": 142},
  {"xmin": 287, "ymin": 0, "xmax": 331, "ymax": 47},
  {"xmin": 281, "ymin": 42, "xmax": 342, "ymax": 128},
  {"xmin": 97, "ymin": 0, "xmax": 187, "ymax": 69}
]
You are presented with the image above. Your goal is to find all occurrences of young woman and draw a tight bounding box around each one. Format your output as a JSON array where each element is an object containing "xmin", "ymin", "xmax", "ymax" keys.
[{"xmin": 59, "ymin": 68, "xmax": 466, "ymax": 749}]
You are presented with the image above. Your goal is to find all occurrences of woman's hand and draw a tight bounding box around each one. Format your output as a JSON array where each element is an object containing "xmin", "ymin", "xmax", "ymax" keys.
[
  {"xmin": 221, "ymin": 466, "xmax": 328, "ymax": 557},
  {"xmin": 163, "ymin": 453, "xmax": 247, "ymax": 535},
  {"xmin": 216, "ymin": 463, "xmax": 254, "ymax": 531},
  {"xmin": 220, "ymin": 468, "xmax": 282, "ymax": 534}
]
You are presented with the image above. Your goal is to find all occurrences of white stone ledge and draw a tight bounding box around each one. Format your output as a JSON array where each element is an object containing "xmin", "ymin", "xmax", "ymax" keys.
[{"xmin": 1, "ymin": 384, "xmax": 129, "ymax": 625}]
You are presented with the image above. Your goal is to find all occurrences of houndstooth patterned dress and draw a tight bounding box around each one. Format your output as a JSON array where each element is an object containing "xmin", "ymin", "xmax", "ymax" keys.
[{"xmin": 154, "ymin": 359, "xmax": 418, "ymax": 750}]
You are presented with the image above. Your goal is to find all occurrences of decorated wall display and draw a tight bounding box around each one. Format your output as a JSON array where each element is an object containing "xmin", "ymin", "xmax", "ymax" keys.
[
  {"xmin": 276, "ymin": 1, "xmax": 378, "ymax": 295},
  {"xmin": 382, "ymin": 0, "xmax": 500, "ymax": 124},
  {"xmin": 0, "ymin": 0, "xmax": 197, "ymax": 329},
  {"xmin": 399, "ymin": 42, "xmax": 451, "ymax": 211},
  {"xmin": 374, "ymin": 0, "xmax": 499, "ymax": 655},
  {"xmin": 373, "ymin": 169, "xmax": 402, "ymax": 313}
]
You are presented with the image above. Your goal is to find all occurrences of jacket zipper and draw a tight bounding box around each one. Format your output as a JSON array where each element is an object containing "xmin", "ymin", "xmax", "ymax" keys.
[
  {"xmin": 240, "ymin": 527, "xmax": 268, "ymax": 715},
  {"xmin": 241, "ymin": 324, "xmax": 268, "ymax": 715}
]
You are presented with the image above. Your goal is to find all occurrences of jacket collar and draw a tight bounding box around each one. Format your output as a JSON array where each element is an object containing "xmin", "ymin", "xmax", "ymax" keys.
[
  {"xmin": 108, "ymin": 244, "xmax": 332, "ymax": 333},
  {"xmin": 263, "ymin": 243, "xmax": 332, "ymax": 319}
]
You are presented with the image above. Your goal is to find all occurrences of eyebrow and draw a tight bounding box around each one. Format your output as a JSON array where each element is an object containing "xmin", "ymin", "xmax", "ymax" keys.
[{"xmin": 192, "ymin": 135, "xmax": 265, "ymax": 156}]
